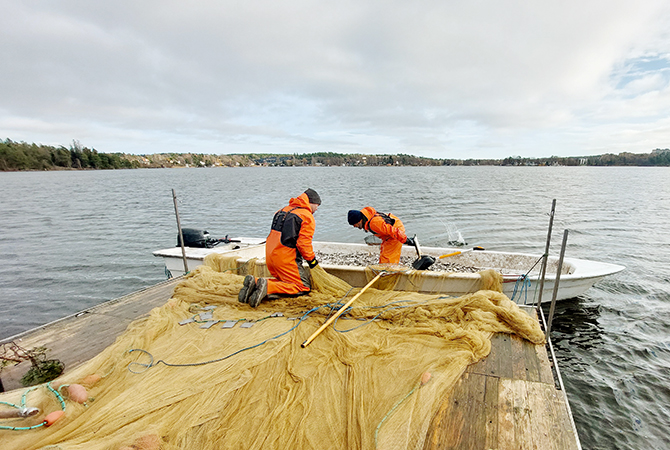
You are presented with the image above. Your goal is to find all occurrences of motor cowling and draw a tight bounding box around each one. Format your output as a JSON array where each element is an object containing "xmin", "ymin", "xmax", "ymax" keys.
[{"xmin": 177, "ymin": 228, "xmax": 217, "ymax": 248}]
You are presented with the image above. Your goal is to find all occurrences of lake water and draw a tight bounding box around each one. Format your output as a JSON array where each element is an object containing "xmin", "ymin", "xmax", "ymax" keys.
[{"xmin": 1, "ymin": 166, "xmax": 669, "ymax": 449}]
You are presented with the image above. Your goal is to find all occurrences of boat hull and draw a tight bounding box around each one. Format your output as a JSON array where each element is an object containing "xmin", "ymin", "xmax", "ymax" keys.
[{"xmin": 153, "ymin": 241, "xmax": 624, "ymax": 305}]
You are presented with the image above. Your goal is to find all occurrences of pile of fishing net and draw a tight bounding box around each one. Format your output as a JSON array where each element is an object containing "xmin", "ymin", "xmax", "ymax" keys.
[{"xmin": 0, "ymin": 254, "xmax": 544, "ymax": 450}]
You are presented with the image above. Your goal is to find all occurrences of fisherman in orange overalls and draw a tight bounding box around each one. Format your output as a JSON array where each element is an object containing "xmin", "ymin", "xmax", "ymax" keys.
[
  {"xmin": 347, "ymin": 207, "xmax": 415, "ymax": 264},
  {"xmin": 239, "ymin": 189, "xmax": 321, "ymax": 308}
]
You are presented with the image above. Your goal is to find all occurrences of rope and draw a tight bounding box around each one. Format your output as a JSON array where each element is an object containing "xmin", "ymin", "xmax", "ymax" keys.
[
  {"xmin": 182, "ymin": 308, "xmax": 288, "ymax": 328},
  {"xmin": 0, "ymin": 382, "xmax": 66, "ymax": 431},
  {"xmin": 510, "ymin": 275, "xmax": 531, "ymax": 303},
  {"xmin": 126, "ymin": 307, "xmax": 321, "ymax": 373},
  {"xmin": 332, "ymin": 298, "xmax": 433, "ymax": 333},
  {"xmin": 126, "ymin": 288, "xmax": 407, "ymax": 373},
  {"xmin": 509, "ymin": 254, "xmax": 546, "ymax": 303},
  {"xmin": 375, "ymin": 373, "xmax": 432, "ymax": 447},
  {"xmin": 128, "ymin": 285, "xmax": 452, "ymax": 373}
]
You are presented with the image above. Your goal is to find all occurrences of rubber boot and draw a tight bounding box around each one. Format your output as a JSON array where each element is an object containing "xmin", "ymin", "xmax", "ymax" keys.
[
  {"xmin": 248, "ymin": 278, "xmax": 268, "ymax": 308},
  {"xmin": 238, "ymin": 275, "xmax": 256, "ymax": 304}
]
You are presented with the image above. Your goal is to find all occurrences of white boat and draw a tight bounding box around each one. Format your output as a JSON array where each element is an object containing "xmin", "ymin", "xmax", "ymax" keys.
[{"xmin": 153, "ymin": 238, "xmax": 624, "ymax": 305}]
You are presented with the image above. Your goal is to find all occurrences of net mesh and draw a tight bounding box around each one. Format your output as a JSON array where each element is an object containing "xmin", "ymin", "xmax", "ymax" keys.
[{"xmin": 1, "ymin": 254, "xmax": 545, "ymax": 450}]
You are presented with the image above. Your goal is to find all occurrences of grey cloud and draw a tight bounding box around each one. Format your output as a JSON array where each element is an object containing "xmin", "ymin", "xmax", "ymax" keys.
[{"xmin": 1, "ymin": 0, "xmax": 670, "ymax": 157}]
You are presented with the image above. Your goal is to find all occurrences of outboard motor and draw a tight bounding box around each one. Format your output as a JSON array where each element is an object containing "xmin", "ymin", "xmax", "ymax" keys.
[
  {"xmin": 177, "ymin": 228, "xmax": 217, "ymax": 248},
  {"xmin": 176, "ymin": 229, "xmax": 242, "ymax": 248}
]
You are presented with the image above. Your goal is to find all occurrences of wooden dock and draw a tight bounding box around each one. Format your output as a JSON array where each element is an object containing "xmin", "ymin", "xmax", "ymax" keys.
[
  {"xmin": 1, "ymin": 281, "xmax": 580, "ymax": 449},
  {"xmin": 0, "ymin": 277, "xmax": 182, "ymax": 391},
  {"xmin": 424, "ymin": 321, "xmax": 581, "ymax": 449}
]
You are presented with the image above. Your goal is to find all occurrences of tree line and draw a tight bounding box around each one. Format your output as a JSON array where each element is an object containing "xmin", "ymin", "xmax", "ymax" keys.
[
  {"xmin": 1, "ymin": 138, "xmax": 668, "ymax": 171},
  {"xmin": 501, "ymin": 150, "xmax": 670, "ymax": 166},
  {"xmin": 0, "ymin": 139, "xmax": 137, "ymax": 171}
]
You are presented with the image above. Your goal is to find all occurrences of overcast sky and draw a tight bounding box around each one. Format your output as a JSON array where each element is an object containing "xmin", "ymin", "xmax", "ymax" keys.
[{"xmin": 2, "ymin": 1, "xmax": 670, "ymax": 159}]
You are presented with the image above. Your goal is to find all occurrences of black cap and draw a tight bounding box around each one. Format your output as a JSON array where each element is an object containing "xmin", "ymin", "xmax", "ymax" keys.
[
  {"xmin": 304, "ymin": 188, "xmax": 321, "ymax": 205},
  {"xmin": 348, "ymin": 210, "xmax": 365, "ymax": 225}
]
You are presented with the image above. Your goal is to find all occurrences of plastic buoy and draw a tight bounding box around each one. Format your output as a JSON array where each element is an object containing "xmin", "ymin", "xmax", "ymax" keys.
[
  {"xmin": 43, "ymin": 410, "xmax": 65, "ymax": 427},
  {"xmin": 420, "ymin": 372, "xmax": 432, "ymax": 386},
  {"xmin": 67, "ymin": 384, "xmax": 88, "ymax": 403},
  {"xmin": 80, "ymin": 374, "xmax": 101, "ymax": 386}
]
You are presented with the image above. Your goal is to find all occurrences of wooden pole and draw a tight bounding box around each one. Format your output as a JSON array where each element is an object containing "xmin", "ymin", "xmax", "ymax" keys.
[
  {"xmin": 172, "ymin": 189, "xmax": 189, "ymax": 275},
  {"xmin": 301, "ymin": 273, "xmax": 382, "ymax": 348}
]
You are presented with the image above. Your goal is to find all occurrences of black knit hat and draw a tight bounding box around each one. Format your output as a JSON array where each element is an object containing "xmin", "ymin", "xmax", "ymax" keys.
[
  {"xmin": 304, "ymin": 188, "xmax": 321, "ymax": 205},
  {"xmin": 348, "ymin": 210, "xmax": 365, "ymax": 225}
]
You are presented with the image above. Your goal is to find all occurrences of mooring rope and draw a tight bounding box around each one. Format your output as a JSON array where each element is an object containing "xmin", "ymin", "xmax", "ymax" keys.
[{"xmin": 509, "ymin": 253, "xmax": 546, "ymax": 303}]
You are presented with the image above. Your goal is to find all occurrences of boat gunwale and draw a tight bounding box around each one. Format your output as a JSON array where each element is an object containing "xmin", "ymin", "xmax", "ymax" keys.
[{"xmin": 153, "ymin": 240, "xmax": 626, "ymax": 281}]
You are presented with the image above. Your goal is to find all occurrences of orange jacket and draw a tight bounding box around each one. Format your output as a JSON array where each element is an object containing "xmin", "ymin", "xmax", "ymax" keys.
[
  {"xmin": 360, "ymin": 207, "xmax": 408, "ymax": 243},
  {"xmin": 266, "ymin": 192, "xmax": 316, "ymax": 262}
]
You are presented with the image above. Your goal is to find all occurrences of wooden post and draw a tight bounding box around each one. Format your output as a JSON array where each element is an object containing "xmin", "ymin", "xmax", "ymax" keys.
[{"xmin": 172, "ymin": 189, "xmax": 189, "ymax": 275}]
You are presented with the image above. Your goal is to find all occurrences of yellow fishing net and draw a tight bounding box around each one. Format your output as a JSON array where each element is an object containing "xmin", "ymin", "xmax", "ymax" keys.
[{"xmin": 0, "ymin": 254, "xmax": 544, "ymax": 450}]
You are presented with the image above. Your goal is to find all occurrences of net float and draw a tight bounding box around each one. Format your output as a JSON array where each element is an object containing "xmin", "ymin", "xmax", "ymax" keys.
[
  {"xmin": 43, "ymin": 410, "xmax": 65, "ymax": 427},
  {"xmin": 67, "ymin": 384, "xmax": 88, "ymax": 403}
]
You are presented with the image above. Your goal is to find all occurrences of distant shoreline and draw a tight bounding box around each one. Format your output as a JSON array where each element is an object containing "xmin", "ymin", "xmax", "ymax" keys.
[{"xmin": 1, "ymin": 138, "xmax": 669, "ymax": 171}]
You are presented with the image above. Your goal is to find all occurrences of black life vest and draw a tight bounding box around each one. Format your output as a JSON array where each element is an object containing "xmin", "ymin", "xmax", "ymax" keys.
[
  {"xmin": 270, "ymin": 206, "xmax": 304, "ymax": 248},
  {"xmin": 364, "ymin": 212, "xmax": 396, "ymax": 235}
]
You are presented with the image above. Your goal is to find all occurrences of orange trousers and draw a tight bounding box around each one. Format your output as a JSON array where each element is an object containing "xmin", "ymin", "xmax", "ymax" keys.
[{"xmin": 266, "ymin": 245, "xmax": 311, "ymax": 296}]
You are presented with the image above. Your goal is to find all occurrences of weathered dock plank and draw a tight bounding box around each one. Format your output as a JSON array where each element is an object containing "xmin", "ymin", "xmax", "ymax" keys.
[
  {"xmin": 0, "ymin": 277, "xmax": 180, "ymax": 391},
  {"xmin": 424, "ymin": 307, "xmax": 580, "ymax": 450}
]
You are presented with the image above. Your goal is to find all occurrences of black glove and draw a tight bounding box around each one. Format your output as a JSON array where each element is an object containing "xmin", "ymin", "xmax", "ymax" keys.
[
  {"xmin": 404, "ymin": 236, "xmax": 416, "ymax": 247},
  {"xmin": 307, "ymin": 259, "xmax": 318, "ymax": 269}
]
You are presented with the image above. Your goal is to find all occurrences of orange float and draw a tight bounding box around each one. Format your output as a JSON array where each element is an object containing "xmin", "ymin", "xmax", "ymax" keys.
[
  {"xmin": 133, "ymin": 433, "xmax": 161, "ymax": 449},
  {"xmin": 67, "ymin": 384, "xmax": 88, "ymax": 403},
  {"xmin": 43, "ymin": 410, "xmax": 65, "ymax": 427},
  {"xmin": 80, "ymin": 374, "xmax": 102, "ymax": 386},
  {"xmin": 420, "ymin": 372, "xmax": 432, "ymax": 386}
]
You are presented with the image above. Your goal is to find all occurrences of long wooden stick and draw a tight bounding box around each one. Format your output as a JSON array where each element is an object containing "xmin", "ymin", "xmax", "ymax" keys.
[{"xmin": 301, "ymin": 273, "xmax": 382, "ymax": 348}]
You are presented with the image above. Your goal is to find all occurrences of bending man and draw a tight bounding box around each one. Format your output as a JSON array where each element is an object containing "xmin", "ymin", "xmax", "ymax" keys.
[
  {"xmin": 347, "ymin": 207, "xmax": 415, "ymax": 264},
  {"xmin": 239, "ymin": 189, "xmax": 321, "ymax": 307}
]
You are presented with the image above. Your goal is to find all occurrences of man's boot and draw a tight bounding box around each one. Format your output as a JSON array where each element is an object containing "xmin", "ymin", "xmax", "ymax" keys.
[
  {"xmin": 238, "ymin": 275, "xmax": 256, "ymax": 304},
  {"xmin": 248, "ymin": 278, "xmax": 268, "ymax": 308}
]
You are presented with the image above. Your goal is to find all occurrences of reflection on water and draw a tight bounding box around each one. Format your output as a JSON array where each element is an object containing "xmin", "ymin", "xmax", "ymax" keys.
[{"xmin": 551, "ymin": 299, "xmax": 604, "ymax": 355}]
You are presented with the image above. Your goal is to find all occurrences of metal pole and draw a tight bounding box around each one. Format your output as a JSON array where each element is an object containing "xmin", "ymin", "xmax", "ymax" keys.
[
  {"xmin": 172, "ymin": 189, "xmax": 189, "ymax": 275},
  {"xmin": 546, "ymin": 229, "xmax": 568, "ymax": 337},
  {"xmin": 536, "ymin": 199, "xmax": 556, "ymax": 311}
]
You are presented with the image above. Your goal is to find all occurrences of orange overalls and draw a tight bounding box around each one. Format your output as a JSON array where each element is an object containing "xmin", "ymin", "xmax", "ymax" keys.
[
  {"xmin": 265, "ymin": 192, "xmax": 316, "ymax": 296},
  {"xmin": 360, "ymin": 207, "xmax": 408, "ymax": 264}
]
